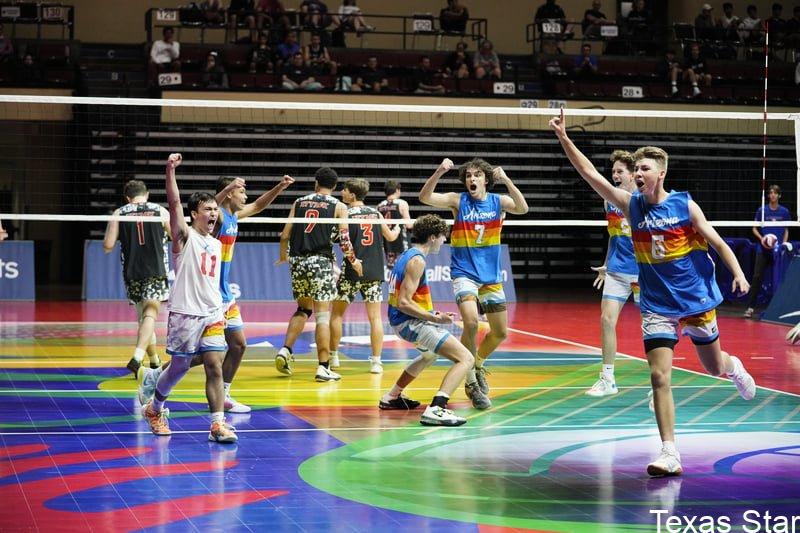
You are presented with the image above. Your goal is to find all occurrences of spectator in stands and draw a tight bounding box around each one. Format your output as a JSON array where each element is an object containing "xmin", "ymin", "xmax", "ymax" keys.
[
  {"xmin": 572, "ymin": 43, "xmax": 598, "ymax": 78},
  {"xmin": 17, "ymin": 53, "xmax": 42, "ymax": 86},
  {"xmin": 413, "ymin": 55, "xmax": 445, "ymax": 94},
  {"xmin": 335, "ymin": 0, "xmax": 374, "ymax": 34},
  {"xmin": 718, "ymin": 2, "xmax": 742, "ymax": 41},
  {"xmin": 0, "ymin": 24, "xmax": 13, "ymax": 63},
  {"xmin": 739, "ymin": 4, "xmax": 764, "ymax": 45},
  {"xmin": 201, "ymin": 0, "xmax": 226, "ymax": 25},
  {"xmin": 353, "ymin": 56, "xmax": 388, "ymax": 92},
  {"xmin": 625, "ymin": 0, "xmax": 653, "ymax": 52},
  {"xmin": 473, "ymin": 39, "xmax": 502, "ymax": 80},
  {"xmin": 659, "ymin": 49, "xmax": 682, "ymax": 95},
  {"xmin": 282, "ymin": 51, "xmax": 324, "ymax": 90},
  {"xmin": 535, "ymin": 0, "xmax": 566, "ymax": 29},
  {"xmin": 301, "ymin": 0, "xmax": 333, "ymax": 44},
  {"xmin": 256, "ymin": 0, "xmax": 290, "ymax": 38},
  {"xmin": 277, "ymin": 30, "xmax": 301, "ymax": 66},
  {"xmin": 695, "ymin": 3, "xmax": 717, "ymax": 41},
  {"xmin": 582, "ymin": 1, "xmax": 611, "ymax": 39},
  {"xmin": 202, "ymin": 51, "xmax": 229, "ymax": 89},
  {"xmin": 304, "ymin": 32, "xmax": 337, "ymax": 75},
  {"xmin": 681, "ymin": 42, "xmax": 711, "ymax": 97},
  {"xmin": 249, "ymin": 32, "xmax": 275, "ymax": 73},
  {"xmin": 228, "ymin": 0, "xmax": 257, "ymax": 43},
  {"xmin": 744, "ymin": 184, "xmax": 792, "ymax": 318},
  {"xmin": 766, "ymin": 3, "xmax": 787, "ymax": 43},
  {"xmin": 786, "ymin": 6, "xmax": 800, "ymax": 51},
  {"xmin": 444, "ymin": 41, "xmax": 471, "ymax": 79},
  {"xmin": 150, "ymin": 27, "xmax": 180, "ymax": 73},
  {"xmin": 440, "ymin": 0, "xmax": 469, "ymax": 34}
]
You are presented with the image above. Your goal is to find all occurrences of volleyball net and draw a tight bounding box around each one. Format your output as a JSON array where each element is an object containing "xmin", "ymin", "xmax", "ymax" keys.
[{"xmin": 0, "ymin": 94, "xmax": 798, "ymax": 287}]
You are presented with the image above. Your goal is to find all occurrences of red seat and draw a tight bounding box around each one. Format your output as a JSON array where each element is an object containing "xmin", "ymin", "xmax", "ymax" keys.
[
  {"xmin": 229, "ymin": 72, "xmax": 256, "ymax": 89},
  {"xmin": 255, "ymin": 73, "xmax": 276, "ymax": 88},
  {"xmin": 224, "ymin": 46, "xmax": 251, "ymax": 70}
]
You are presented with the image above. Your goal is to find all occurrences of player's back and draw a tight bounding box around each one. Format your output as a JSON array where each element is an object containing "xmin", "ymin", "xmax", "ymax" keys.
[
  {"xmin": 290, "ymin": 193, "xmax": 338, "ymax": 257},
  {"xmin": 345, "ymin": 205, "xmax": 385, "ymax": 282},
  {"xmin": 377, "ymin": 199, "xmax": 407, "ymax": 254},
  {"xmin": 118, "ymin": 202, "xmax": 167, "ymax": 282}
]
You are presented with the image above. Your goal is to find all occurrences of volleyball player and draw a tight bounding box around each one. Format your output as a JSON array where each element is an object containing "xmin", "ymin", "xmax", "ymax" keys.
[
  {"xmin": 550, "ymin": 109, "xmax": 756, "ymax": 476},
  {"xmin": 274, "ymin": 167, "xmax": 363, "ymax": 382},
  {"xmin": 377, "ymin": 180, "xmax": 413, "ymax": 271},
  {"xmin": 103, "ymin": 179, "xmax": 170, "ymax": 375},
  {"xmin": 140, "ymin": 153, "xmax": 236, "ymax": 443},
  {"xmin": 380, "ymin": 214, "xmax": 473, "ymax": 426},
  {"xmin": 329, "ymin": 178, "xmax": 400, "ymax": 374},
  {"xmin": 419, "ymin": 158, "xmax": 528, "ymax": 409},
  {"xmin": 586, "ymin": 150, "xmax": 640, "ymax": 397}
]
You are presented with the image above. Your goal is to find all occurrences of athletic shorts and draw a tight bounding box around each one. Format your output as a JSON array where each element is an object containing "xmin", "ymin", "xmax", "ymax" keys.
[
  {"xmin": 125, "ymin": 276, "xmax": 169, "ymax": 304},
  {"xmin": 289, "ymin": 255, "xmax": 336, "ymax": 302},
  {"xmin": 641, "ymin": 309, "xmax": 719, "ymax": 345},
  {"xmin": 166, "ymin": 310, "xmax": 227, "ymax": 357},
  {"xmin": 602, "ymin": 271, "xmax": 640, "ymax": 305},
  {"xmin": 453, "ymin": 277, "xmax": 507, "ymax": 313},
  {"xmin": 335, "ymin": 278, "xmax": 383, "ymax": 303},
  {"xmin": 393, "ymin": 318, "xmax": 451, "ymax": 354},
  {"xmin": 224, "ymin": 300, "xmax": 244, "ymax": 331}
]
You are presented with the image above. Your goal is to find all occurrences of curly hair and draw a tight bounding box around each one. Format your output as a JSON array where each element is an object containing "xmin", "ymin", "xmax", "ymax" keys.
[
  {"xmin": 458, "ymin": 158, "xmax": 495, "ymax": 190},
  {"xmin": 410, "ymin": 214, "xmax": 448, "ymax": 244}
]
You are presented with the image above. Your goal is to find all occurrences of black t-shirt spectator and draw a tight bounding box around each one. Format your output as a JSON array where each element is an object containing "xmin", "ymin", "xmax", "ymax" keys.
[
  {"xmin": 358, "ymin": 65, "xmax": 386, "ymax": 88},
  {"xmin": 229, "ymin": 0, "xmax": 254, "ymax": 13},
  {"xmin": 626, "ymin": 7, "xmax": 652, "ymax": 34},
  {"xmin": 684, "ymin": 54, "xmax": 708, "ymax": 75},
  {"xmin": 445, "ymin": 50, "xmax": 470, "ymax": 75},
  {"xmin": 535, "ymin": 3, "xmax": 566, "ymax": 21},
  {"xmin": 440, "ymin": 3, "xmax": 469, "ymax": 33},
  {"xmin": 300, "ymin": 0, "xmax": 328, "ymax": 13},
  {"xmin": 657, "ymin": 56, "xmax": 679, "ymax": 80},
  {"xmin": 582, "ymin": 8, "xmax": 606, "ymax": 33},
  {"xmin": 414, "ymin": 66, "xmax": 438, "ymax": 88},
  {"xmin": 767, "ymin": 16, "xmax": 786, "ymax": 34},
  {"xmin": 283, "ymin": 62, "xmax": 311, "ymax": 84}
]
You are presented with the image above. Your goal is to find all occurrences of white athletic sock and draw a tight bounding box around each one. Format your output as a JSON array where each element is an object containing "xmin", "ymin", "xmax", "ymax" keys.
[
  {"xmin": 435, "ymin": 391, "xmax": 449, "ymax": 399},
  {"xmin": 383, "ymin": 384, "xmax": 404, "ymax": 402},
  {"xmin": 602, "ymin": 364, "xmax": 615, "ymax": 380},
  {"xmin": 370, "ymin": 356, "xmax": 381, "ymax": 363},
  {"xmin": 662, "ymin": 440, "xmax": 677, "ymax": 454},
  {"xmin": 725, "ymin": 355, "xmax": 742, "ymax": 377},
  {"xmin": 331, "ymin": 350, "xmax": 338, "ymax": 358},
  {"xmin": 465, "ymin": 367, "xmax": 477, "ymax": 385},
  {"xmin": 133, "ymin": 347, "xmax": 146, "ymax": 363},
  {"xmin": 211, "ymin": 411, "xmax": 225, "ymax": 424},
  {"xmin": 223, "ymin": 382, "xmax": 231, "ymax": 396}
]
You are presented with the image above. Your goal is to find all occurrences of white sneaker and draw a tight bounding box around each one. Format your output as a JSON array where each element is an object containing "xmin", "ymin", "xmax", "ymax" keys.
[
  {"xmin": 369, "ymin": 359, "xmax": 383, "ymax": 374},
  {"xmin": 224, "ymin": 395, "xmax": 252, "ymax": 413},
  {"xmin": 315, "ymin": 365, "xmax": 342, "ymax": 382},
  {"xmin": 137, "ymin": 366, "xmax": 158, "ymax": 405},
  {"xmin": 330, "ymin": 354, "xmax": 340, "ymax": 369},
  {"xmin": 585, "ymin": 374, "xmax": 618, "ymax": 397},
  {"xmin": 419, "ymin": 405, "xmax": 467, "ymax": 426},
  {"xmin": 648, "ymin": 389, "xmax": 655, "ymax": 412},
  {"xmin": 647, "ymin": 447, "xmax": 683, "ymax": 477},
  {"xmin": 692, "ymin": 86, "xmax": 701, "ymax": 96},
  {"xmin": 275, "ymin": 347, "xmax": 293, "ymax": 376},
  {"xmin": 729, "ymin": 356, "xmax": 756, "ymax": 400}
]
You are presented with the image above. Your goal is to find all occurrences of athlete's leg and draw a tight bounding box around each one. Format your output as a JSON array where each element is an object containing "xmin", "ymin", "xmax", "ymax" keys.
[
  {"xmin": 314, "ymin": 299, "xmax": 332, "ymax": 364},
  {"xmin": 477, "ymin": 309, "xmax": 508, "ymax": 364},
  {"xmin": 647, "ymin": 345, "xmax": 676, "ymax": 443},
  {"xmin": 222, "ymin": 327, "xmax": 246, "ymax": 385},
  {"xmin": 599, "ymin": 298, "xmax": 625, "ymax": 365},
  {"xmin": 457, "ymin": 296, "xmax": 480, "ymax": 358},
  {"xmin": 284, "ymin": 297, "xmax": 312, "ymax": 349},
  {"xmin": 365, "ymin": 300, "xmax": 384, "ymax": 360},
  {"xmin": 329, "ymin": 299, "xmax": 349, "ymax": 361}
]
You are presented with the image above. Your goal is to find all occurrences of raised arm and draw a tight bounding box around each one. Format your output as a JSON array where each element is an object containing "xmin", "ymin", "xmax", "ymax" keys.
[
  {"xmin": 494, "ymin": 167, "xmax": 529, "ymax": 215},
  {"xmin": 237, "ymin": 175, "xmax": 295, "ymax": 220},
  {"xmin": 397, "ymin": 256, "xmax": 452, "ymax": 324},
  {"xmin": 419, "ymin": 158, "xmax": 462, "ymax": 210},
  {"xmin": 102, "ymin": 208, "xmax": 120, "ymax": 253},
  {"xmin": 549, "ymin": 108, "xmax": 631, "ymax": 217},
  {"xmin": 276, "ymin": 203, "xmax": 294, "ymax": 265},
  {"xmin": 690, "ymin": 200, "xmax": 749, "ymax": 296},
  {"xmin": 335, "ymin": 201, "xmax": 363, "ymax": 277},
  {"xmin": 165, "ymin": 153, "xmax": 189, "ymax": 249},
  {"xmin": 379, "ymin": 212, "xmax": 401, "ymax": 242}
]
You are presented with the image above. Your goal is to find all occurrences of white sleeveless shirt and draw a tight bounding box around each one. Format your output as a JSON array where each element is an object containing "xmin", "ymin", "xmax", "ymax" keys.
[{"xmin": 169, "ymin": 227, "xmax": 223, "ymax": 316}]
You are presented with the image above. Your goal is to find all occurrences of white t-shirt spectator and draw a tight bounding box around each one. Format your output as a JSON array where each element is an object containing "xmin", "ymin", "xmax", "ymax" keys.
[{"xmin": 151, "ymin": 39, "xmax": 180, "ymax": 64}]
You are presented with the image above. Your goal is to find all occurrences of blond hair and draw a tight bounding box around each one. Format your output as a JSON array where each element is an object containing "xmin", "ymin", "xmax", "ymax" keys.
[
  {"xmin": 609, "ymin": 150, "xmax": 634, "ymax": 173},
  {"xmin": 633, "ymin": 146, "xmax": 668, "ymax": 172}
]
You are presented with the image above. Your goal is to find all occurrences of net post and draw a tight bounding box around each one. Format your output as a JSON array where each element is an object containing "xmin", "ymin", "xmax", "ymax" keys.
[{"xmin": 793, "ymin": 114, "xmax": 800, "ymax": 222}]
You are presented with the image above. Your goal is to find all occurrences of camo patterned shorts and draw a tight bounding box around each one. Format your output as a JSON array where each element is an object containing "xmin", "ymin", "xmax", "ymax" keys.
[
  {"xmin": 290, "ymin": 254, "xmax": 336, "ymax": 302},
  {"xmin": 335, "ymin": 278, "xmax": 383, "ymax": 303},
  {"xmin": 125, "ymin": 276, "xmax": 169, "ymax": 304}
]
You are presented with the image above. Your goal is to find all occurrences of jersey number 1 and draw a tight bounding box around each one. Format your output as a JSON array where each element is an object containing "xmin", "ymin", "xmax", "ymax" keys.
[{"xmin": 200, "ymin": 252, "xmax": 218, "ymax": 277}]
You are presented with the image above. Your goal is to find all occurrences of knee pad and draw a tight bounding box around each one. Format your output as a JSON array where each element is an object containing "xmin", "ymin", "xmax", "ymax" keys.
[
  {"xmin": 315, "ymin": 311, "xmax": 330, "ymax": 325},
  {"xmin": 294, "ymin": 306, "xmax": 313, "ymax": 319}
]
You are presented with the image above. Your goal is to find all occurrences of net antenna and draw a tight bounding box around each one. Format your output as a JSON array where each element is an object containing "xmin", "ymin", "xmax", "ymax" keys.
[{"xmin": 760, "ymin": 20, "xmax": 770, "ymax": 224}]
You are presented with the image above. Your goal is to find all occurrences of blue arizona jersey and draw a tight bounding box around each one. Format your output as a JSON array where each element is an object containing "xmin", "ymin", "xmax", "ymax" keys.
[
  {"xmin": 605, "ymin": 202, "xmax": 638, "ymax": 276},
  {"xmin": 628, "ymin": 191, "xmax": 722, "ymax": 316},
  {"xmin": 450, "ymin": 192, "xmax": 503, "ymax": 284},
  {"xmin": 388, "ymin": 248, "xmax": 433, "ymax": 326},
  {"xmin": 217, "ymin": 207, "xmax": 238, "ymax": 304}
]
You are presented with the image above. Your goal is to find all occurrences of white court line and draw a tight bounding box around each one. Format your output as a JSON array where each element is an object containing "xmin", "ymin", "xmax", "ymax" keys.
[
  {"xmin": 0, "ymin": 384, "xmax": 731, "ymax": 394},
  {"xmin": 776, "ymin": 403, "xmax": 800, "ymax": 429},
  {"xmin": 0, "ymin": 357, "xmax": 604, "ymax": 365},
  {"xmin": 732, "ymin": 392, "xmax": 779, "ymax": 426},
  {"xmin": 751, "ymin": 356, "xmax": 775, "ymax": 360},
  {"xmin": 2, "ymin": 419, "xmax": 800, "ymax": 437},
  {"xmin": 508, "ymin": 326, "xmax": 800, "ymax": 400}
]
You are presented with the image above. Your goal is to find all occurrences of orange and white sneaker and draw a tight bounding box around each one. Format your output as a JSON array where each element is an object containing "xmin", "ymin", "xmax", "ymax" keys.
[
  {"xmin": 141, "ymin": 400, "xmax": 171, "ymax": 436},
  {"xmin": 209, "ymin": 421, "xmax": 238, "ymax": 443}
]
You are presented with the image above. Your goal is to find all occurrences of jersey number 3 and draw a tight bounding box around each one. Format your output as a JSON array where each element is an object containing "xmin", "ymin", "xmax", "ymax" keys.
[
  {"xmin": 200, "ymin": 252, "xmax": 218, "ymax": 277},
  {"xmin": 360, "ymin": 223, "xmax": 374, "ymax": 246}
]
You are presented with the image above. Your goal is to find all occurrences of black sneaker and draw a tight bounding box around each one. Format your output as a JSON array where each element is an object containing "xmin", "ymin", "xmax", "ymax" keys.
[
  {"xmin": 379, "ymin": 395, "xmax": 421, "ymax": 410},
  {"xmin": 127, "ymin": 357, "xmax": 141, "ymax": 377}
]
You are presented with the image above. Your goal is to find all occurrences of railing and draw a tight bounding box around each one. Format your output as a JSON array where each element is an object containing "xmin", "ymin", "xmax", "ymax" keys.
[
  {"xmin": 145, "ymin": 7, "xmax": 487, "ymax": 50},
  {"xmin": 0, "ymin": 3, "xmax": 74, "ymax": 40},
  {"xmin": 525, "ymin": 18, "xmax": 665, "ymax": 57}
]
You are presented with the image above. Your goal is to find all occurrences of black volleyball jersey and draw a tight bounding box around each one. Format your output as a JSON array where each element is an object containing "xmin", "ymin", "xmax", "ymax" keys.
[
  {"xmin": 289, "ymin": 193, "xmax": 339, "ymax": 257},
  {"xmin": 377, "ymin": 199, "xmax": 408, "ymax": 255},
  {"xmin": 343, "ymin": 205, "xmax": 385, "ymax": 282},
  {"xmin": 118, "ymin": 202, "xmax": 167, "ymax": 282}
]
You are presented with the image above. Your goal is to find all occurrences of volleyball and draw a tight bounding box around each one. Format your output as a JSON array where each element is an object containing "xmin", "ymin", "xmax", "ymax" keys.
[{"xmin": 762, "ymin": 234, "xmax": 778, "ymax": 248}]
